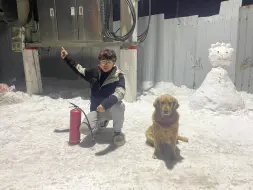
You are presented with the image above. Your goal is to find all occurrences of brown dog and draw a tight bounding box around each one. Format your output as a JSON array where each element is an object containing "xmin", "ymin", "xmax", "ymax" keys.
[{"xmin": 145, "ymin": 94, "xmax": 188, "ymax": 159}]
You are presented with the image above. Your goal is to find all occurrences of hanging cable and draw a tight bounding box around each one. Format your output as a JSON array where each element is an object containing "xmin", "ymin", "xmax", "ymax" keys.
[
  {"xmin": 137, "ymin": 0, "xmax": 151, "ymax": 43},
  {"xmin": 103, "ymin": 0, "xmax": 137, "ymax": 42},
  {"xmin": 103, "ymin": 0, "xmax": 151, "ymax": 43}
]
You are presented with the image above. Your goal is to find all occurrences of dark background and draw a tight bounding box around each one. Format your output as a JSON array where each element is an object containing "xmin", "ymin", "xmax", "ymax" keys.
[{"xmin": 113, "ymin": 0, "xmax": 253, "ymax": 21}]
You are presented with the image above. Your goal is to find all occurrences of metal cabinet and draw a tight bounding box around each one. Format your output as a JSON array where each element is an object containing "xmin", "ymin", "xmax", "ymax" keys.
[
  {"xmin": 36, "ymin": 0, "xmax": 112, "ymax": 43},
  {"xmin": 55, "ymin": 0, "xmax": 78, "ymax": 41},
  {"xmin": 36, "ymin": 0, "xmax": 58, "ymax": 42},
  {"xmin": 77, "ymin": 0, "xmax": 104, "ymax": 42}
]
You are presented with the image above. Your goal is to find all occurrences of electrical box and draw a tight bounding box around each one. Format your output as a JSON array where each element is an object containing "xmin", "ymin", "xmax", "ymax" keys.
[
  {"xmin": 36, "ymin": 0, "xmax": 58, "ymax": 42},
  {"xmin": 55, "ymin": 0, "xmax": 78, "ymax": 41},
  {"xmin": 36, "ymin": 0, "xmax": 113, "ymax": 44},
  {"xmin": 77, "ymin": 0, "xmax": 103, "ymax": 42}
]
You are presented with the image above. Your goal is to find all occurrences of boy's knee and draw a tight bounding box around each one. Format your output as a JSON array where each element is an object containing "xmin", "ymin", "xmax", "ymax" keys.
[
  {"xmin": 111, "ymin": 101, "xmax": 125, "ymax": 114},
  {"xmin": 80, "ymin": 122, "xmax": 90, "ymax": 135}
]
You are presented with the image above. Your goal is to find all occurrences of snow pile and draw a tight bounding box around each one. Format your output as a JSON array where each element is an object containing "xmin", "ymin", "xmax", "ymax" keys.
[
  {"xmin": 0, "ymin": 86, "xmax": 29, "ymax": 106},
  {"xmin": 189, "ymin": 42, "xmax": 245, "ymax": 112},
  {"xmin": 189, "ymin": 67, "xmax": 245, "ymax": 112},
  {"xmin": 1, "ymin": 80, "xmax": 253, "ymax": 189}
]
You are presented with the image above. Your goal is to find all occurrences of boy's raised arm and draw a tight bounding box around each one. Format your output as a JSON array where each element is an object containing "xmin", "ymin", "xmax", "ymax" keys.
[
  {"xmin": 61, "ymin": 47, "xmax": 97, "ymax": 83},
  {"xmin": 61, "ymin": 47, "xmax": 86, "ymax": 75}
]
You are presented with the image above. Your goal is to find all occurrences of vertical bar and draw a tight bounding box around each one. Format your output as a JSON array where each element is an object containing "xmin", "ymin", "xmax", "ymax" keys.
[{"xmin": 120, "ymin": 0, "xmax": 138, "ymax": 102}]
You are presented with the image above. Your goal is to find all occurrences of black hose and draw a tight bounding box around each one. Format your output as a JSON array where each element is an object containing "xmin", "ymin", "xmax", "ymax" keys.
[
  {"xmin": 103, "ymin": 0, "xmax": 137, "ymax": 42},
  {"xmin": 103, "ymin": 0, "xmax": 151, "ymax": 43},
  {"xmin": 69, "ymin": 102, "xmax": 95, "ymax": 141},
  {"xmin": 137, "ymin": 0, "xmax": 151, "ymax": 43}
]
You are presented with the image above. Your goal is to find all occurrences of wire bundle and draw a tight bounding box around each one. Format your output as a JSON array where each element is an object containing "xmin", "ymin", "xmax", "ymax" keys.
[
  {"xmin": 137, "ymin": 0, "xmax": 151, "ymax": 43},
  {"xmin": 103, "ymin": 0, "xmax": 136, "ymax": 42},
  {"xmin": 103, "ymin": 0, "xmax": 151, "ymax": 43}
]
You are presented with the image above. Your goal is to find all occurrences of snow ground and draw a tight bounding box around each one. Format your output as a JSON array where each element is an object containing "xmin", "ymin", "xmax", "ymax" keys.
[{"xmin": 1, "ymin": 81, "xmax": 253, "ymax": 190}]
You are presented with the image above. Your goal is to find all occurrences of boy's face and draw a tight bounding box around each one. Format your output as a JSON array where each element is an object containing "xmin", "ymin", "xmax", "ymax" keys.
[{"xmin": 99, "ymin": 60, "xmax": 115, "ymax": 72}]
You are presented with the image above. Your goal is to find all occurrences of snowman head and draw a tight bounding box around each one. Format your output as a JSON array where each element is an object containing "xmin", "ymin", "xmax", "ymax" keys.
[{"xmin": 208, "ymin": 42, "xmax": 234, "ymax": 68}]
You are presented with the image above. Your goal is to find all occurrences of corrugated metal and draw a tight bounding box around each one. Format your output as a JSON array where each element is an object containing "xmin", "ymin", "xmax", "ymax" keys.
[
  {"xmin": 234, "ymin": 5, "xmax": 253, "ymax": 93},
  {"xmin": 173, "ymin": 16, "xmax": 198, "ymax": 88},
  {"xmin": 137, "ymin": 15, "xmax": 160, "ymax": 90},
  {"xmin": 136, "ymin": 0, "xmax": 241, "ymax": 90},
  {"xmin": 0, "ymin": 0, "xmax": 250, "ymax": 94}
]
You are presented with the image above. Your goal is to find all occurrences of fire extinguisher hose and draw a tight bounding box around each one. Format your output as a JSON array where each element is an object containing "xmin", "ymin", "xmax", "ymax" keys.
[{"xmin": 69, "ymin": 102, "xmax": 95, "ymax": 141}]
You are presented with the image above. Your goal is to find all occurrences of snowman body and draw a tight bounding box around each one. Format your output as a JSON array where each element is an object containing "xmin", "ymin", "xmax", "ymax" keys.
[{"xmin": 189, "ymin": 42, "xmax": 245, "ymax": 112}]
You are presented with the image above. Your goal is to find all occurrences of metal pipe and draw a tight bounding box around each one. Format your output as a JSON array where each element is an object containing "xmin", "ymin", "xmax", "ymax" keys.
[{"xmin": 16, "ymin": 0, "xmax": 30, "ymax": 26}]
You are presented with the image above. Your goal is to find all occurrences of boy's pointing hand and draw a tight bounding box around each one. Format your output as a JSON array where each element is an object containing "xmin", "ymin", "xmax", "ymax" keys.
[{"xmin": 61, "ymin": 47, "xmax": 68, "ymax": 59}]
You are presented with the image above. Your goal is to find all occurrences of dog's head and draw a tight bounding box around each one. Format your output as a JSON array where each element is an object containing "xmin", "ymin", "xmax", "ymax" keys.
[{"xmin": 153, "ymin": 94, "xmax": 179, "ymax": 117}]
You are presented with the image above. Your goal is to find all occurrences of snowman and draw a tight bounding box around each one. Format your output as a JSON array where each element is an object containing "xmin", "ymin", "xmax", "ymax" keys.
[{"xmin": 189, "ymin": 42, "xmax": 245, "ymax": 112}]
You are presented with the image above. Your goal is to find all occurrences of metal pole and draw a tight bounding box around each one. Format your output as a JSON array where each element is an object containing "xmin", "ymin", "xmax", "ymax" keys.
[{"xmin": 120, "ymin": 0, "xmax": 138, "ymax": 102}]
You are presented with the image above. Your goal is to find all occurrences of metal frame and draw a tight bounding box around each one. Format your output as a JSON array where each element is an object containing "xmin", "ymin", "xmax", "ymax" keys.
[{"xmin": 24, "ymin": 41, "xmax": 138, "ymax": 48}]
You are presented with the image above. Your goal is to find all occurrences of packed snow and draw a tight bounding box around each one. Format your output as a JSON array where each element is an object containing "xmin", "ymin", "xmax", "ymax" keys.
[
  {"xmin": 207, "ymin": 42, "xmax": 234, "ymax": 68},
  {"xmin": 1, "ymin": 80, "xmax": 253, "ymax": 190},
  {"xmin": 190, "ymin": 42, "xmax": 245, "ymax": 112},
  {"xmin": 189, "ymin": 67, "xmax": 245, "ymax": 112}
]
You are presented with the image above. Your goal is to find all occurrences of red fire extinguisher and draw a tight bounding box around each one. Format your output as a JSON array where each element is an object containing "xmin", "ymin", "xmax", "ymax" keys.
[
  {"xmin": 68, "ymin": 102, "xmax": 95, "ymax": 145},
  {"xmin": 69, "ymin": 108, "xmax": 81, "ymax": 145}
]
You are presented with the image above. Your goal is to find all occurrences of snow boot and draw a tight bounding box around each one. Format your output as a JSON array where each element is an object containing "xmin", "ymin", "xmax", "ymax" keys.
[{"xmin": 112, "ymin": 131, "xmax": 125, "ymax": 147}]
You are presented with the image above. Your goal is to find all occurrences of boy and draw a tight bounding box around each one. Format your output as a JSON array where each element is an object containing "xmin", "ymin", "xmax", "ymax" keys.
[{"xmin": 61, "ymin": 47, "xmax": 126, "ymax": 146}]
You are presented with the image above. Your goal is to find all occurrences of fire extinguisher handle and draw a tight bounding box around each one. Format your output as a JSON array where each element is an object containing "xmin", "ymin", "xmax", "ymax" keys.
[{"xmin": 69, "ymin": 102, "xmax": 78, "ymax": 109}]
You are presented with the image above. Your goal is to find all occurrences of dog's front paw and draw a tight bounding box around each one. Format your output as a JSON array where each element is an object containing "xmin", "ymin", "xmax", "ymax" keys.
[
  {"xmin": 152, "ymin": 153, "xmax": 158, "ymax": 159},
  {"xmin": 172, "ymin": 154, "xmax": 180, "ymax": 160},
  {"xmin": 172, "ymin": 150, "xmax": 182, "ymax": 161},
  {"xmin": 152, "ymin": 150, "xmax": 160, "ymax": 159}
]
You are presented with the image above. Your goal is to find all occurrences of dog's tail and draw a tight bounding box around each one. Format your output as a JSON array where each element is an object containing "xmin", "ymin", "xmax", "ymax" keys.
[{"xmin": 177, "ymin": 135, "xmax": 189, "ymax": 143}]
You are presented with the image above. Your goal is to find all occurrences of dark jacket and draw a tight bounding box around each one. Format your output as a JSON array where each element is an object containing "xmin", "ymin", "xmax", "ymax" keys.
[{"xmin": 64, "ymin": 55, "xmax": 126, "ymax": 111}]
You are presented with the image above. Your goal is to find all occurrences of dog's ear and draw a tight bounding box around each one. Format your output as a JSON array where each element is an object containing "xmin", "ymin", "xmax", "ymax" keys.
[
  {"xmin": 174, "ymin": 100, "xmax": 179, "ymax": 109},
  {"xmin": 153, "ymin": 97, "xmax": 160, "ymax": 108}
]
